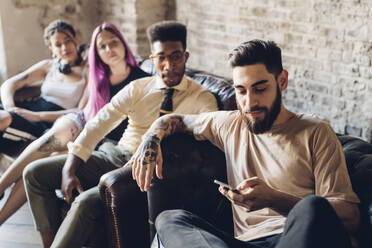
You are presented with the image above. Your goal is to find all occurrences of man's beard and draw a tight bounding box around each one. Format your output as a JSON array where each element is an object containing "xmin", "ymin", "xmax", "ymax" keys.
[
  {"xmin": 162, "ymin": 65, "xmax": 186, "ymax": 87},
  {"xmin": 238, "ymin": 84, "xmax": 282, "ymax": 134}
]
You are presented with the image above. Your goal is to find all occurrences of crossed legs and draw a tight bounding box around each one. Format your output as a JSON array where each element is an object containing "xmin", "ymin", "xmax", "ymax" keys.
[{"xmin": 0, "ymin": 116, "xmax": 80, "ymax": 225}]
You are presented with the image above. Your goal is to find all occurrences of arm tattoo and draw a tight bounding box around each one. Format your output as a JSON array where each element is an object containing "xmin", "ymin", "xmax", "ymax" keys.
[
  {"xmin": 154, "ymin": 115, "xmax": 186, "ymax": 137},
  {"xmin": 38, "ymin": 135, "xmax": 63, "ymax": 152},
  {"xmin": 154, "ymin": 118, "xmax": 170, "ymax": 132}
]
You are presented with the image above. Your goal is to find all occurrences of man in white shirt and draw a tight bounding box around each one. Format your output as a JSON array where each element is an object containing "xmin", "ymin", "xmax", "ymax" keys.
[
  {"xmin": 130, "ymin": 40, "xmax": 360, "ymax": 248},
  {"xmin": 23, "ymin": 21, "xmax": 218, "ymax": 248}
]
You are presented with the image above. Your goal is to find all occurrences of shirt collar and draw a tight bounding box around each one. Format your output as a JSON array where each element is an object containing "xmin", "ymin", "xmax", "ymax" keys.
[{"xmin": 154, "ymin": 74, "xmax": 188, "ymax": 91}]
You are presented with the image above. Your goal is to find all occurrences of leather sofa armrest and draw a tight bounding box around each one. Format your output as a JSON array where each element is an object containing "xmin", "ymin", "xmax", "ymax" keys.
[
  {"xmin": 14, "ymin": 85, "xmax": 41, "ymax": 102},
  {"xmin": 99, "ymin": 166, "xmax": 150, "ymax": 248},
  {"xmin": 0, "ymin": 86, "xmax": 40, "ymax": 105},
  {"xmin": 337, "ymin": 135, "xmax": 372, "ymax": 248},
  {"xmin": 148, "ymin": 133, "xmax": 234, "ymax": 240},
  {"xmin": 98, "ymin": 132, "xmax": 234, "ymax": 248}
]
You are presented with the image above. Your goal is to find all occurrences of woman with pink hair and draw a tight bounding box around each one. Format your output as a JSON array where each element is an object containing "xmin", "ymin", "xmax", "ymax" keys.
[{"xmin": 0, "ymin": 22, "xmax": 148, "ymax": 225}]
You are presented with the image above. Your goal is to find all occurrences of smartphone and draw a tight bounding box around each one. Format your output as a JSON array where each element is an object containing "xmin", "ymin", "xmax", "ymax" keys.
[
  {"xmin": 55, "ymin": 189, "xmax": 80, "ymax": 201},
  {"xmin": 214, "ymin": 179, "xmax": 241, "ymax": 194}
]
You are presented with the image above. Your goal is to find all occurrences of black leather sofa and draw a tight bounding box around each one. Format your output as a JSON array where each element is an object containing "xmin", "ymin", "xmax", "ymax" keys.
[
  {"xmin": 98, "ymin": 60, "xmax": 372, "ymax": 248},
  {"xmin": 338, "ymin": 135, "xmax": 372, "ymax": 247},
  {"xmin": 98, "ymin": 59, "xmax": 235, "ymax": 248}
]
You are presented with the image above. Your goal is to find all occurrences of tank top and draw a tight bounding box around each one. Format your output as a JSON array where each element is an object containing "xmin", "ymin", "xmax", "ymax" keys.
[{"xmin": 40, "ymin": 60, "xmax": 86, "ymax": 109}]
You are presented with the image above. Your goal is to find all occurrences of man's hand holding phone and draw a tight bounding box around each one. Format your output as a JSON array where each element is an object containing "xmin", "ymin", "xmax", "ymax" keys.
[
  {"xmin": 215, "ymin": 177, "xmax": 280, "ymax": 212},
  {"xmin": 214, "ymin": 179, "xmax": 241, "ymax": 194}
]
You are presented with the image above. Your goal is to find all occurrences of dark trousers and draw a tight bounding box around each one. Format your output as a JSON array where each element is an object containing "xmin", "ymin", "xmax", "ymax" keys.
[
  {"xmin": 0, "ymin": 98, "xmax": 63, "ymax": 145},
  {"xmin": 155, "ymin": 195, "xmax": 352, "ymax": 248},
  {"xmin": 23, "ymin": 142, "xmax": 133, "ymax": 248}
]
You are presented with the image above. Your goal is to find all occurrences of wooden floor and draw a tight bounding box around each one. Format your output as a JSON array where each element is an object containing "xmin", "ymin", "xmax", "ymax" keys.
[{"xmin": 0, "ymin": 189, "xmax": 42, "ymax": 248}]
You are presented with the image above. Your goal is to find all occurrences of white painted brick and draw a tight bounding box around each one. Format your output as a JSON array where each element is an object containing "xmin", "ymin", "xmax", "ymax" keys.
[{"xmin": 95, "ymin": 0, "xmax": 372, "ymax": 142}]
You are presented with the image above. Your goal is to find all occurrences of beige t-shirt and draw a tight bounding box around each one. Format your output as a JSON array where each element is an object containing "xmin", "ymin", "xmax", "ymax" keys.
[
  {"xmin": 68, "ymin": 75, "xmax": 218, "ymax": 161},
  {"xmin": 188, "ymin": 110, "xmax": 360, "ymax": 241}
]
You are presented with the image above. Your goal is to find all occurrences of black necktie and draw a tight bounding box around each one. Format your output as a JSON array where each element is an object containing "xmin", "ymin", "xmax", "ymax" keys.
[{"xmin": 159, "ymin": 88, "xmax": 175, "ymax": 116}]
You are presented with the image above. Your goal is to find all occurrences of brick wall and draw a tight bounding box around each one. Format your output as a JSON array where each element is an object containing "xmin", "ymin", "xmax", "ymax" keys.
[
  {"xmin": 2, "ymin": 0, "xmax": 371, "ymax": 141},
  {"xmin": 173, "ymin": 0, "xmax": 372, "ymax": 141},
  {"xmin": 104, "ymin": 0, "xmax": 372, "ymax": 141},
  {"xmin": 99, "ymin": 0, "xmax": 174, "ymax": 58},
  {"xmin": 98, "ymin": 0, "xmax": 137, "ymax": 54}
]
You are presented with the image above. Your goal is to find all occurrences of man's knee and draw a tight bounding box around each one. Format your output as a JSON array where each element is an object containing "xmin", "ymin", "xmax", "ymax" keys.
[
  {"xmin": 51, "ymin": 117, "xmax": 81, "ymax": 142},
  {"xmin": 23, "ymin": 160, "xmax": 44, "ymax": 186},
  {"xmin": 69, "ymin": 191, "xmax": 103, "ymax": 220},
  {"xmin": 23, "ymin": 156, "xmax": 63, "ymax": 190},
  {"xmin": 37, "ymin": 132, "xmax": 66, "ymax": 153},
  {"xmin": 292, "ymin": 195, "xmax": 333, "ymax": 220},
  {"xmin": 155, "ymin": 209, "xmax": 191, "ymax": 231}
]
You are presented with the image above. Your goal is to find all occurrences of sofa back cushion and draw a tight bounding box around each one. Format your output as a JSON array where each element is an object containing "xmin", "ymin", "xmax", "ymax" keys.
[{"xmin": 337, "ymin": 134, "xmax": 372, "ymax": 248}]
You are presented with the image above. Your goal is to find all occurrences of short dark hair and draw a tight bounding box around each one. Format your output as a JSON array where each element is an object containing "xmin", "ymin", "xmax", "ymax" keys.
[
  {"xmin": 146, "ymin": 21, "xmax": 187, "ymax": 50},
  {"xmin": 228, "ymin": 40, "xmax": 283, "ymax": 78},
  {"xmin": 44, "ymin": 20, "xmax": 76, "ymax": 46}
]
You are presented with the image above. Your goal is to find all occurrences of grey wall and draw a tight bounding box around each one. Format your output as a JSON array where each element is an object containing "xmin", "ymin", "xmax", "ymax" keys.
[{"xmin": 0, "ymin": 0, "xmax": 101, "ymax": 79}]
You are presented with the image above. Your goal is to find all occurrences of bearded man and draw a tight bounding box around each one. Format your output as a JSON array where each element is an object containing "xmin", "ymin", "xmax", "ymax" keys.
[{"xmin": 129, "ymin": 40, "xmax": 360, "ymax": 248}]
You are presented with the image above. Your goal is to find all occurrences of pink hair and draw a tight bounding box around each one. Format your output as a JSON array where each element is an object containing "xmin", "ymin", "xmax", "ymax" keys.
[{"xmin": 83, "ymin": 22, "xmax": 138, "ymax": 120}]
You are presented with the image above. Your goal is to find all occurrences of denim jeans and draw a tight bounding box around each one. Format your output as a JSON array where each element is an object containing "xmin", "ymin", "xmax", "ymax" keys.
[{"xmin": 155, "ymin": 195, "xmax": 352, "ymax": 248}]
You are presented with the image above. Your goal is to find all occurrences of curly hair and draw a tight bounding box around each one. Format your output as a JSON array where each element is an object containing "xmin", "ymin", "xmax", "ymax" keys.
[
  {"xmin": 146, "ymin": 21, "xmax": 187, "ymax": 50},
  {"xmin": 43, "ymin": 20, "xmax": 76, "ymax": 47}
]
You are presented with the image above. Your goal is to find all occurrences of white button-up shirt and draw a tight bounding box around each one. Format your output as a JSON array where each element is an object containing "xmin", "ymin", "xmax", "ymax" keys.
[{"xmin": 68, "ymin": 75, "xmax": 218, "ymax": 161}]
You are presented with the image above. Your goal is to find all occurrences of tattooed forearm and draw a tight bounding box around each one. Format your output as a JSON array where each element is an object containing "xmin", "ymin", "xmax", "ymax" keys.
[
  {"xmin": 153, "ymin": 115, "xmax": 186, "ymax": 137},
  {"xmin": 169, "ymin": 116, "xmax": 185, "ymax": 133},
  {"xmin": 154, "ymin": 118, "xmax": 170, "ymax": 132},
  {"xmin": 38, "ymin": 135, "xmax": 63, "ymax": 152}
]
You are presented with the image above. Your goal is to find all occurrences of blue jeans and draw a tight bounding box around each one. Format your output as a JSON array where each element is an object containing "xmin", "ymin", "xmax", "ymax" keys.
[{"xmin": 155, "ymin": 195, "xmax": 352, "ymax": 248}]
